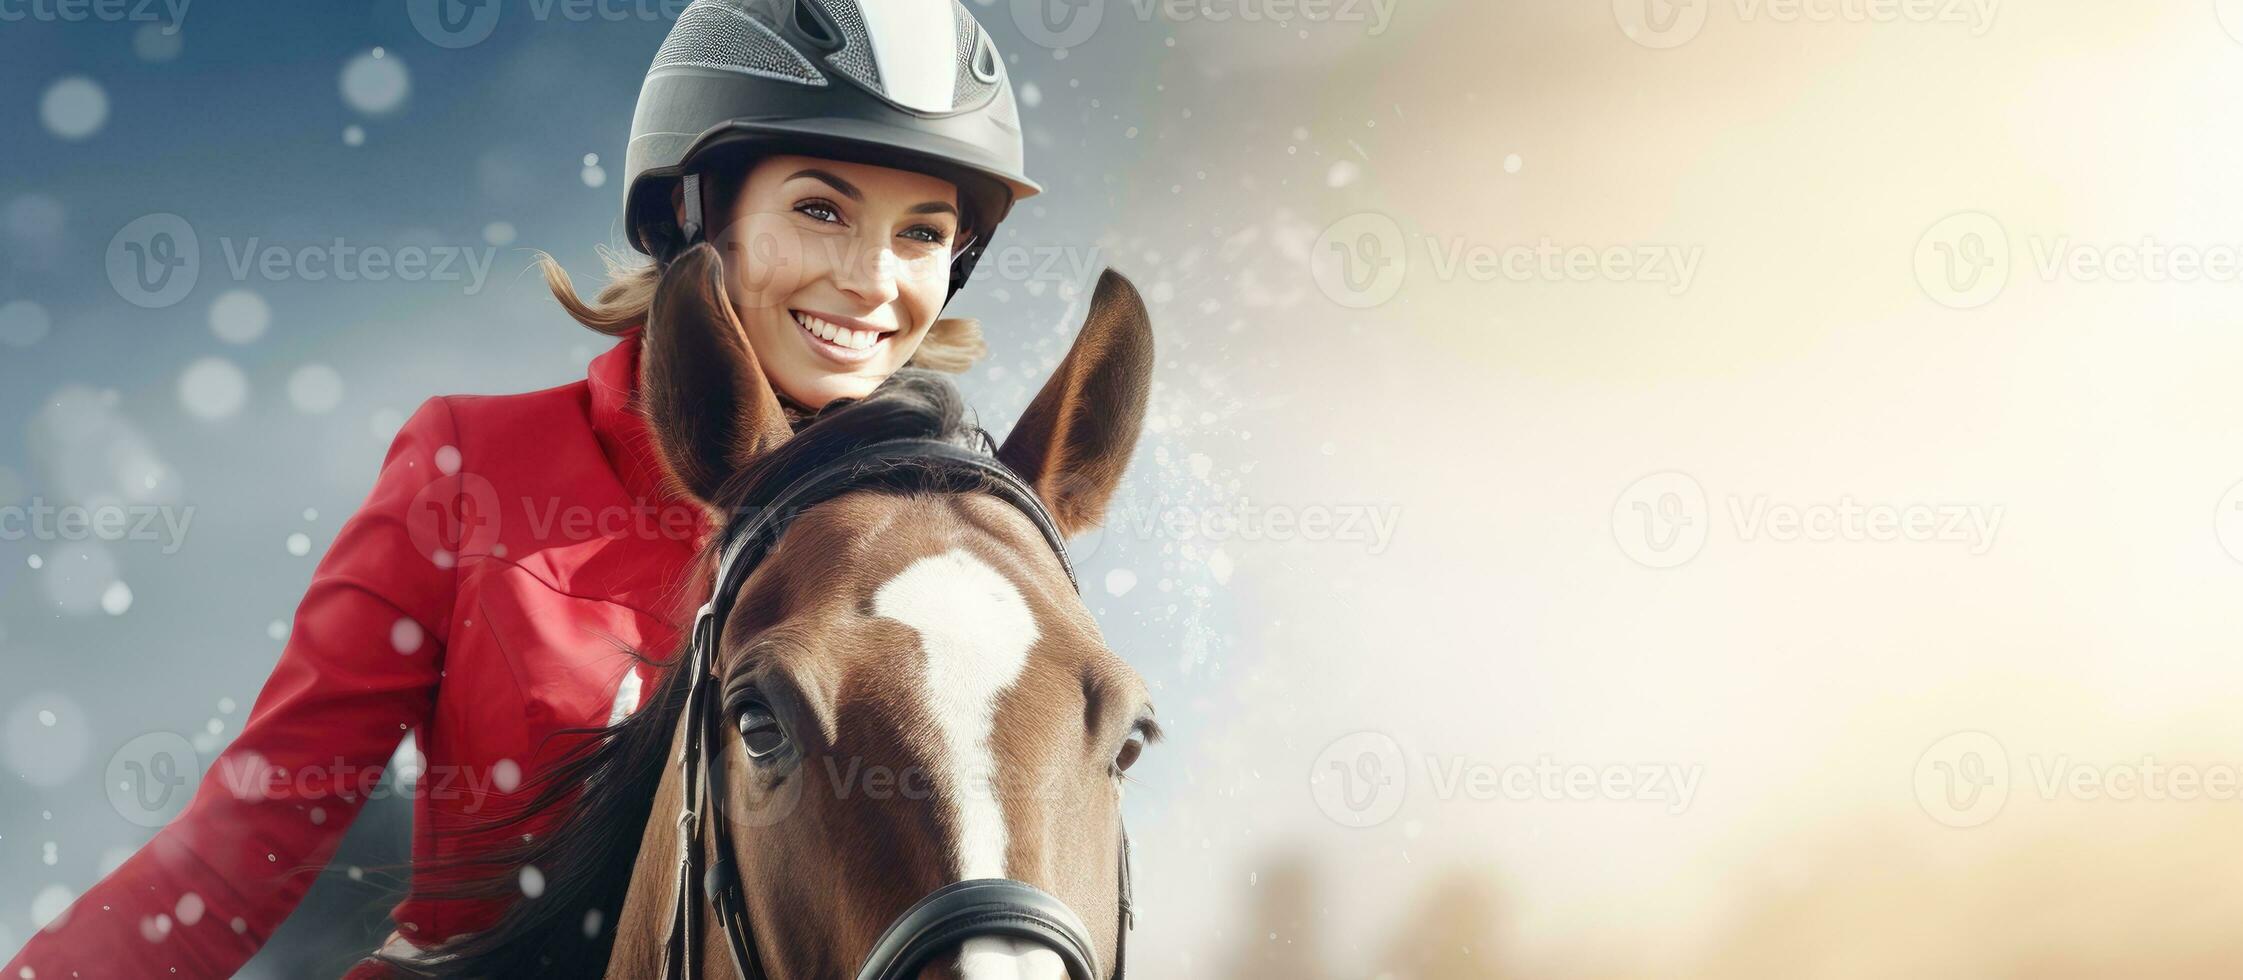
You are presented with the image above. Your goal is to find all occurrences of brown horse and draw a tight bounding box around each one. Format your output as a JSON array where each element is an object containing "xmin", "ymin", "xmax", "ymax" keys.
[{"xmin": 393, "ymin": 246, "xmax": 1157, "ymax": 980}]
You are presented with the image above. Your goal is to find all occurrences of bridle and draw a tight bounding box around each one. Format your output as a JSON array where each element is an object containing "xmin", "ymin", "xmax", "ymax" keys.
[{"xmin": 660, "ymin": 437, "xmax": 1134, "ymax": 980}]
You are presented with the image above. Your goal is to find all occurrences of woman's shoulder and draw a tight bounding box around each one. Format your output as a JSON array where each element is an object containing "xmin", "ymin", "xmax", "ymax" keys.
[
  {"xmin": 434, "ymin": 335, "xmax": 638, "ymax": 438},
  {"xmin": 383, "ymin": 335, "xmax": 651, "ymax": 497}
]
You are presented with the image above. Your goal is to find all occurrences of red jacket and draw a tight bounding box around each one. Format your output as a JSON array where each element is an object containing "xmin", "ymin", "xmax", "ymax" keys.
[{"xmin": 7, "ymin": 329, "xmax": 712, "ymax": 978}]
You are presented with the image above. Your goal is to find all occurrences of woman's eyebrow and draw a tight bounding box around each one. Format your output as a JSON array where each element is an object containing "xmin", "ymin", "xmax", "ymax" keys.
[
  {"xmin": 788, "ymin": 169, "xmax": 957, "ymax": 219},
  {"xmin": 787, "ymin": 168, "xmax": 863, "ymax": 201}
]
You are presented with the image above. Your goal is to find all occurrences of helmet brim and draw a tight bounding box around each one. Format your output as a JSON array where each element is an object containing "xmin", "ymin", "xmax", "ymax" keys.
[{"xmin": 626, "ymin": 115, "xmax": 1042, "ymax": 256}]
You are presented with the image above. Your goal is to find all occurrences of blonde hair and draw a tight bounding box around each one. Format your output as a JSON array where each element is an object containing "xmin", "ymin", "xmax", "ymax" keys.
[{"xmin": 533, "ymin": 246, "xmax": 988, "ymax": 373}]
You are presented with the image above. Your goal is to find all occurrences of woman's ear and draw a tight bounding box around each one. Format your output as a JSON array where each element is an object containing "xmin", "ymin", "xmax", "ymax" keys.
[
  {"xmin": 638, "ymin": 242, "xmax": 793, "ymax": 509},
  {"xmin": 997, "ymin": 269, "xmax": 1154, "ymax": 537}
]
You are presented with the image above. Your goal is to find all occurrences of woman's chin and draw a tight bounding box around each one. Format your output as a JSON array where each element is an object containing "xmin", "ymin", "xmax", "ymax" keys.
[{"xmin": 772, "ymin": 370, "xmax": 880, "ymax": 411}]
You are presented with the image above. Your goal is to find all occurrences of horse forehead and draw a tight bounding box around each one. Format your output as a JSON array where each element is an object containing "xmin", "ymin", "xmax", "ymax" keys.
[
  {"xmin": 870, "ymin": 546, "xmax": 1041, "ymax": 881},
  {"xmin": 871, "ymin": 547, "xmax": 1042, "ymax": 691}
]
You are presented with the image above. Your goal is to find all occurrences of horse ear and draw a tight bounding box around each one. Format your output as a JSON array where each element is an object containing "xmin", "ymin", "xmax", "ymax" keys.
[
  {"xmin": 998, "ymin": 269, "xmax": 1154, "ymax": 537},
  {"xmin": 638, "ymin": 243, "xmax": 793, "ymax": 508}
]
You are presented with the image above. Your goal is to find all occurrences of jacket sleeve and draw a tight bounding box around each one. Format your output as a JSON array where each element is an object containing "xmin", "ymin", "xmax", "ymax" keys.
[{"xmin": 5, "ymin": 396, "xmax": 464, "ymax": 979}]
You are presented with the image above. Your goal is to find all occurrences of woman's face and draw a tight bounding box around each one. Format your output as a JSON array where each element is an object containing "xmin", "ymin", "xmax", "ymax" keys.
[{"xmin": 700, "ymin": 153, "xmax": 963, "ymax": 409}]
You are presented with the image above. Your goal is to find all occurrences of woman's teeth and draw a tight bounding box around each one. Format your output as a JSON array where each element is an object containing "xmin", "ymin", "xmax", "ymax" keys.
[{"xmin": 796, "ymin": 313, "xmax": 881, "ymax": 351}]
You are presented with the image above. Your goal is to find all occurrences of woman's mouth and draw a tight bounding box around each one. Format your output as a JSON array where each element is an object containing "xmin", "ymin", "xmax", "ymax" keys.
[{"xmin": 791, "ymin": 311, "xmax": 890, "ymax": 365}]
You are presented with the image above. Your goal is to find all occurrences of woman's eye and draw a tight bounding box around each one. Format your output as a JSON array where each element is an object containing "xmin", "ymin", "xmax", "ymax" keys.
[
  {"xmin": 736, "ymin": 704, "xmax": 788, "ymax": 759},
  {"xmin": 1112, "ymin": 732, "xmax": 1146, "ymax": 775},
  {"xmin": 901, "ymin": 225, "xmax": 949, "ymax": 246},
  {"xmin": 795, "ymin": 200, "xmax": 842, "ymax": 224}
]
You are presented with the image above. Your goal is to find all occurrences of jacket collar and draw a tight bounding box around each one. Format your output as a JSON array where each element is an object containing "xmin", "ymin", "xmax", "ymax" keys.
[{"xmin": 586, "ymin": 327, "xmax": 706, "ymax": 533}]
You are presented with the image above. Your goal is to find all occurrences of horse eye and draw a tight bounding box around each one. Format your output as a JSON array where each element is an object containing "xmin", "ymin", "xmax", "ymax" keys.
[
  {"xmin": 736, "ymin": 704, "xmax": 787, "ymax": 759},
  {"xmin": 1113, "ymin": 732, "xmax": 1146, "ymax": 775}
]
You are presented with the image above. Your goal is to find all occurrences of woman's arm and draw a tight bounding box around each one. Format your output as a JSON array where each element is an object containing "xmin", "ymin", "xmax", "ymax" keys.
[{"xmin": 5, "ymin": 396, "xmax": 465, "ymax": 979}]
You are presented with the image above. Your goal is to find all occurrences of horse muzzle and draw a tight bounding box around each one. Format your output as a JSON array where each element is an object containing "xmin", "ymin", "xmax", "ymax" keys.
[{"xmin": 854, "ymin": 878, "xmax": 1101, "ymax": 980}]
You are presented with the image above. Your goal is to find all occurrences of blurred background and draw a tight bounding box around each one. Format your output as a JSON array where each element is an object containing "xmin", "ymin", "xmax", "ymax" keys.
[{"xmin": 11, "ymin": 0, "xmax": 2243, "ymax": 976}]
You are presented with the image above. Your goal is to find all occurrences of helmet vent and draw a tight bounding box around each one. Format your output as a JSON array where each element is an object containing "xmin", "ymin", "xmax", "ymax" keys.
[
  {"xmin": 974, "ymin": 39, "xmax": 999, "ymax": 82},
  {"xmin": 790, "ymin": 0, "xmax": 840, "ymax": 52},
  {"xmin": 954, "ymin": 2, "xmax": 1001, "ymax": 107},
  {"xmin": 811, "ymin": 0, "xmax": 883, "ymax": 93},
  {"xmin": 651, "ymin": 2, "xmax": 827, "ymax": 86}
]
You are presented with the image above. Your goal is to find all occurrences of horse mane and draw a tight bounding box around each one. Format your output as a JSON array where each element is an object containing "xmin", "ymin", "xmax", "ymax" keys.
[{"xmin": 383, "ymin": 369, "xmax": 988, "ymax": 978}]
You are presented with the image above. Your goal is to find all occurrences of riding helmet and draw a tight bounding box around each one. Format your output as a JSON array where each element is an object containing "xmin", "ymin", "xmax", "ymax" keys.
[{"xmin": 623, "ymin": 0, "xmax": 1041, "ymax": 307}]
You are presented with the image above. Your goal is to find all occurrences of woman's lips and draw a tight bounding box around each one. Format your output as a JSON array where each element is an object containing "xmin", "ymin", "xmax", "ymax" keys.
[{"xmin": 791, "ymin": 311, "xmax": 888, "ymax": 366}]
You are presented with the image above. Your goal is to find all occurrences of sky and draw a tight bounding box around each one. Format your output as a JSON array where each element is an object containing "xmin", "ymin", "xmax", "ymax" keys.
[{"xmin": 14, "ymin": 0, "xmax": 2243, "ymax": 977}]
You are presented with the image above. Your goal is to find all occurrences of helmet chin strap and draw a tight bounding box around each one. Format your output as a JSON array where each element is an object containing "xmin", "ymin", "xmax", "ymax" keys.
[{"xmin": 679, "ymin": 172, "xmax": 707, "ymax": 248}]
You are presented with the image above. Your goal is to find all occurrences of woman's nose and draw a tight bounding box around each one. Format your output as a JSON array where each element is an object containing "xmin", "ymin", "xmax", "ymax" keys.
[{"xmin": 832, "ymin": 238, "xmax": 903, "ymax": 308}]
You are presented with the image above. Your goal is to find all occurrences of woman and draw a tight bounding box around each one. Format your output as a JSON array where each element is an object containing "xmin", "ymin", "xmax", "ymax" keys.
[{"xmin": 5, "ymin": 1, "xmax": 1037, "ymax": 975}]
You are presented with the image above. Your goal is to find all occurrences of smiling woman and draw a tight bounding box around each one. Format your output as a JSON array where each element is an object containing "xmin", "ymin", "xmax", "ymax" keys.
[
  {"xmin": 533, "ymin": 150, "xmax": 995, "ymax": 406},
  {"xmin": 532, "ymin": 0, "xmax": 1043, "ymax": 413},
  {"xmin": 704, "ymin": 155, "xmax": 971, "ymax": 408}
]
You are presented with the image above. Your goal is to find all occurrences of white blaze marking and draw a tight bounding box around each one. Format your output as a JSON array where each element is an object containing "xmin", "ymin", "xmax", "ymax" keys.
[
  {"xmin": 958, "ymin": 936, "xmax": 1068, "ymax": 980},
  {"xmin": 873, "ymin": 548, "xmax": 1037, "ymax": 881},
  {"xmin": 859, "ymin": 1, "xmax": 959, "ymax": 113}
]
